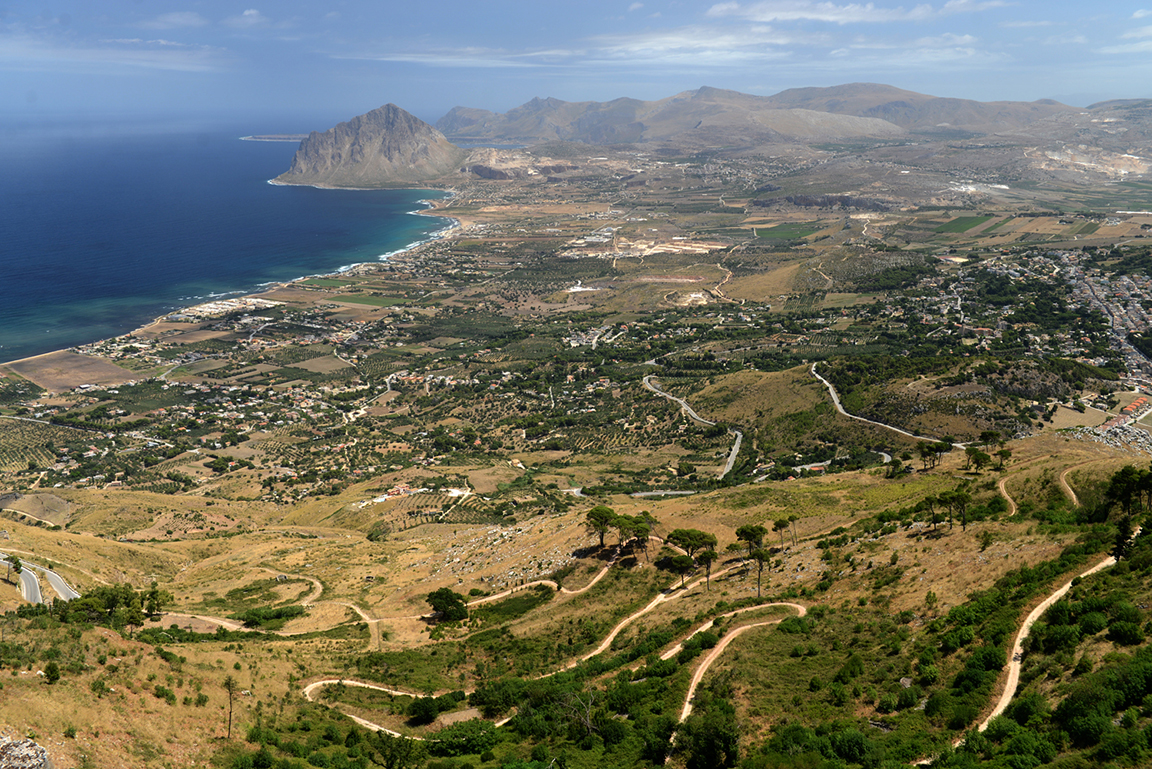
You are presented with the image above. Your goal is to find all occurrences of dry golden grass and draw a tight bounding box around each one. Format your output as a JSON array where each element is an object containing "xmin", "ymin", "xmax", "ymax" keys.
[
  {"xmin": 0, "ymin": 624, "xmax": 305, "ymax": 769},
  {"xmin": 61, "ymin": 488, "xmax": 266, "ymax": 541},
  {"xmin": 1, "ymin": 492, "xmax": 72, "ymax": 526},
  {"xmin": 725, "ymin": 263, "xmax": 804, "ymax": 301}
]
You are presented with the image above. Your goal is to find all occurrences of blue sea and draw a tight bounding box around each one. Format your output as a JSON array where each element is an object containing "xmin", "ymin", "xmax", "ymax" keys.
[{"xmin": 0, "ymin": 122, "xmax": 451, "ymax": 363}]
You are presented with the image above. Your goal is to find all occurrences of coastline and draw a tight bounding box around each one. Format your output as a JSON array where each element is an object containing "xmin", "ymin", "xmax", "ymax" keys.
[{"xmin": 0, "ymin": 189, "xmax": 461, "ymax": 371}]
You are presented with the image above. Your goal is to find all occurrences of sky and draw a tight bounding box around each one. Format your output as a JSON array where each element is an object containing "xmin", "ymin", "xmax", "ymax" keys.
[{"xmin": 2, "ymin": 1, "xmax": 1152, "ymax": 131}]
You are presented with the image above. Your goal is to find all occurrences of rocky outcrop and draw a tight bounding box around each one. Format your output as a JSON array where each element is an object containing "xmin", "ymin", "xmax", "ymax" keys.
[
  {"xmin": 0, "ymin": 737, "xmax": 53, "ymax": 769},
  {"xmin": 275, "ymin": 104, "xmax": 467, "ymax": 188}
]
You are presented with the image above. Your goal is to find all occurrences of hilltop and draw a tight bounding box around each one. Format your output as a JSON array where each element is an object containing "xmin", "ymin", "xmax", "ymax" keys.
[{"xmin": 275, "ymin": 103, "xmax": 467, "ymax": 188}]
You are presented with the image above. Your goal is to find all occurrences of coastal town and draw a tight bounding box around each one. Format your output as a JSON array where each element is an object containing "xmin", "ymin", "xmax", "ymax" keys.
[{"xmin": 7, "ymin": 108, "xmax": 1152, "ymax": 769}]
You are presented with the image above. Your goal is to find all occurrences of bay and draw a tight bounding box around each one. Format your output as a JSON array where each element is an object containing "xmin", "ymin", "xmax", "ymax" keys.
[{"xmin": 0, "ymin": 124, "xmax": 450, "ymax": 363}]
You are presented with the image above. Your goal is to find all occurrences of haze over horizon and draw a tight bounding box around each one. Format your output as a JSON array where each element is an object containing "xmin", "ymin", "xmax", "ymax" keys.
[{"xmin": 2, "ymin": 0, "xmax": 1151, "ymax": 132}]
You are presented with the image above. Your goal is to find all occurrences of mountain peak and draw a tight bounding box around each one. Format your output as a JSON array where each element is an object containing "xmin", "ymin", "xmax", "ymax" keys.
[{"xmin": 276, "ymin": 103, "xmax": 466, "ymax": 187}]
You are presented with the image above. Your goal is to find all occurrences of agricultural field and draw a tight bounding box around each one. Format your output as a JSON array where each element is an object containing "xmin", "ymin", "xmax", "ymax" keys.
[
  {"xmin": 0, "ymin": 418, "xmax": 87, "ymax": 472},
  {"xmin": 935, "ymin": 216, "xmax": 995, "ymax": 234},
  {"xmin": 8, "ymin": 137, "xmax": 1152, "ymax": 769}
]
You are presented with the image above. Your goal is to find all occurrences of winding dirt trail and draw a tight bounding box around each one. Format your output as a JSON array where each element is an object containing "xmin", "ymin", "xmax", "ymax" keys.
[
  {"xmin": 678, "ymin": 603, "xmax": 807, "ymax": 721},
  {"xmin": 977, "ymin": 550, "xmax": 1124, "ymax": 731},
  {"xmin": 997, "ymin": 475, "xmax": 1018, "ymax": 516},
  {"xmin": 301, "ymin": 594, "xmax": 807, "ymax": 737},
  {"xmin": 1058, "ymin": 461, "xmax": 1097, "ymax": 508},
  {"xmin": 467, "ymin": 553, "xmax": 618, "ymax": 605},
  {"xmin": 997, "ymin": 454, "xmax": 1098, "ymax": 518},
  {"xmin": 259, "ymin": 567, "xmax": 385, "ymax": 648},
  {"xmin": 301, "ymin": 679, "xmax": 424, "ymax": 739}
]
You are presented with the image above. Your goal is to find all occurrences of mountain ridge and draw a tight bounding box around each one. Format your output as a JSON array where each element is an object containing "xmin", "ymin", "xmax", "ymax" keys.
[{"xmin": 437, "ymin": 83, "xmax": 1079, "ymax": 144}]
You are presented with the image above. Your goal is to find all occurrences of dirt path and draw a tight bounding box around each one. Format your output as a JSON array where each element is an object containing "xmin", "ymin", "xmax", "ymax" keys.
[
  {"xmin": 567, "ymin": 560, "xmax": 745, "ymax": 665},
  {"xmin": 1058, "ymin": 463, "xmax": 1091, "ymax": 507},
  {"xmin": 0, "ymin": 508, "xmax": 59, "ymax": 527},
  {"xmin": 258, "ymin": 567, "xmax": 384, "ymax": 648},
  {"xmin": 680, "ymin": 602, "xmax": 806, "ymax": 721},
  {"xmin": 467, "ymin": 553, "xmax": 618, "ymax": 605},
  {"xmin": 161, "ymin": 612, "xmax": 247, "ymax": 631},
  {"xmin": 260, "ymin": 567, "xmax": 325, "ymax": 604},
  {"xmin": 301, "ymin": 598, "xmax": 807, "ymax": 737},
  {"xmin": 660, "ymin": 602, "xmax": 806, "ymax": 662},
  {"xmin": 998, "ymin": 455, "xmax": 1097, "ymax": 518},
  {"xmin": 301, "ymin": 679, "xmax": 422, "ymax": 739},
  {"xmin": 997, "ymin": 475, "xmax": 1018, "ymax": 516},
  {"xmin": 976, "ymin": 551, "xmax": 1121, "ymax": 731}
]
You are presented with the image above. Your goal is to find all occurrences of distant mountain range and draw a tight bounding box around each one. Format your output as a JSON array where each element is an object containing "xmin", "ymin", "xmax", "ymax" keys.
[
  {"xmin": 436, "ymin": 83, "xmax": 1076, "ymax": 144},
  {"xmin": 277, "ymin": 84, "xmax": 1134, "ymax": 187}
]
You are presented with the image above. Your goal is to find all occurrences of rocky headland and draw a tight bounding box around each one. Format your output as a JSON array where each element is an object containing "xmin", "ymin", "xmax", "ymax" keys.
[{"xmin": 274, "ymin": 103, "xmax": 466, "ymax": 188}]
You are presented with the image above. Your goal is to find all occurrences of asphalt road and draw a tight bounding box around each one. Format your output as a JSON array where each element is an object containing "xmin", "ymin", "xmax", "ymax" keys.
[
  {"xmin": 642, "ymin": 375, "xmax": 743, "ymax": 480},
  {"xmin": 2, "ymin": 551, "xmax": 80, "ymax": 603},
  {"xmin": 26, "ymin": 563, "xmax": 81, "ymax": 601},
  {"xmin": 17, "ymin": 568, "xmax": 41, "ymax": 604}
]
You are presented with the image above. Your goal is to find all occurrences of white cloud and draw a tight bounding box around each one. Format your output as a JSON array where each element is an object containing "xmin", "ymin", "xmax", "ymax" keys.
[
  {"xmin": 224, "ymin": 9, "xmax": 270, "ymax": 29},
  {"xmin": 629, "ymin": 2, "xmax": 645, "ymax": 10},
  {"xmin": 138, "ymin": 12, "xmax": 208, "ymax": 30},
  {"xmin": 340, "ymin": 25, "xmax": 804, "ymax": 72},
  {"xmin": 913, "ymin": 32, "xmax": 977, "ymax": 46},
  {"xmin": 0, "ymin": 33, "xmax": 227, "ymax": 72},
  {"xmin": 589, "ymin": 24, "xmax": 800, "ymax": 66},
  {"xmin": 1102, "ymin": 39, "xmax": 1152, "ymax": 53},
  {"xmin": 1122, "ymin": 25, "xmax": 1152, "ymax": 38},
  {"xmin": 707, "ymin": 1, "xmax": 935, "ymax": 24},
  {"xmin": 940, "ymin": 0, "xmax": 1007, "ymax": 13},
  {"xmin": 1001, "ymin": 20, "xmax": 1056, "ymax": 28},
  {"xmin": 1044, "ymin": 33, "xmax": 1087, "ymax": 45},
  {"xmin": 706, "ymin": 0, "xmax": 1009, "ymax": 24},
  {"xmin": 102, "ymin": 38, "xmax": 196, "ymax": 48},
  {"xmin": 1134, "ymin": 9, "xmax": 1152, "ymax": 18},
  {"xmin": 334, "ymin": 47, "xmax": 547, "ymax": 69}
]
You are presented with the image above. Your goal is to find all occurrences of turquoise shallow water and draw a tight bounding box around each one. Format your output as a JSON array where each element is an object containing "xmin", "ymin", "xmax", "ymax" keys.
[{"xmin": 0, "ymin": 125, "xmax": 450, "ymax": 363}]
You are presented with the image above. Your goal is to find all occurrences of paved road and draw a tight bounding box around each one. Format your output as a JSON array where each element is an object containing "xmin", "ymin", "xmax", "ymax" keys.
[
  {"xmin": 26, "ymin": 563, "xmax": 81, "ymax": 601},
  {"xmin": 720, "ymin": 429, "xmax": 743, "ymax": 479},
  {"xmin": 643, "ymin": 375, "xmax": 743, "ymax": 479},
  {"xmin": 811, "ymin": 363, "xmax": 964, "ymax": 449},
  {"xmin": 16, "ymin": 568, "xmax": 41, "ymax": 603},
  {"xmin": 642, "ymin": 375, "xmax": 716, "ymax": 425},
  {"xmin": 1, "ymin": 551, "xmax": 80, "ymax": 603}
]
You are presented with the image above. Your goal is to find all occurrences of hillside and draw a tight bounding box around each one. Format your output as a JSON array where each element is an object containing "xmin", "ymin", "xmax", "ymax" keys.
[
  {"xmin": 760, "ymin": 82, "xmax": 1074, "ymax": 132},
  {"xmin": 437, "ymin": 86, "xmax": 905, "ymax": 145},
  {"xmin": 275, "ymin": 103, "xmax": 467, "ymax": 188},
  {"xmin": 436, "ymin": 83, "xmax": 1077, "ymax": 145}
]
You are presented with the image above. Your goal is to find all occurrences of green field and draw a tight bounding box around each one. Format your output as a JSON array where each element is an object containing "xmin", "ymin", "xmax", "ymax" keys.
[
  {"xmin": 983, "ymin": 216, "xmax": 1014, "ymax": 232},
  {"xmin": 332, "ymin": 294, "xmax": 408, "ymax": 307},
  {"xmin": 757, "ymin": 222, "xmax": 823, "ymax": 239},
  {"xmin": 935, "ymin": 215, "xmax": 994, "ymax": 233},
  {"xmin": 300, "ymin": 278, "xmax": 358, "ymax": 287}
]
